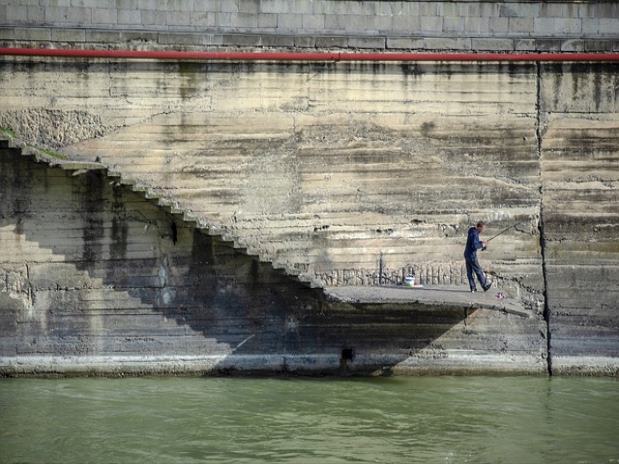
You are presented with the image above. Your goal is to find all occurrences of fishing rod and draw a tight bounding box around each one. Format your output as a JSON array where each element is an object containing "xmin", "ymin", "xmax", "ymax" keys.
[{"xmin": 486, "ymin": 220, "xmax": 526, "ymax": 243}]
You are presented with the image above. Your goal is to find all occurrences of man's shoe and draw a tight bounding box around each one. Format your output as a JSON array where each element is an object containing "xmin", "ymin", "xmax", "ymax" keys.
[
  {"xmin": 483, "ymin": 281, "xmax": 493, "ymax": 292},
  {"xmin": 470, "ymin": 289, "xmax": 477, "ymax": 293}
]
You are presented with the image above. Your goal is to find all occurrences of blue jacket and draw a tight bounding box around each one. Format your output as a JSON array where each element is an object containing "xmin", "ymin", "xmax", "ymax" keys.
[{"xmin": 464, "ymin": 227, "xmax": 484, "ymax": 260}]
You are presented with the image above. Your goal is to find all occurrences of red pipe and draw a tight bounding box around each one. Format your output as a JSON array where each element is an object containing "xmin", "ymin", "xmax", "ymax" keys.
[{"xmin": 0, "ymin": 47, "xmax": 618, "ymax": 62}]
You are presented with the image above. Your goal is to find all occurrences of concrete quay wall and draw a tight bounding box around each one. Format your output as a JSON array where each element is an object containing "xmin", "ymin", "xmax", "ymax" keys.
[{"xmin": 0, "ymin": 56, "xmax": 617, "ymax": 374}]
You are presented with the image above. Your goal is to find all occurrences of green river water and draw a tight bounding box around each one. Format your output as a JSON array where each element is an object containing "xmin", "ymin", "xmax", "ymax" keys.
[{"xmin": 0, "ymin": 376, "xmax": 617, "ymax": 464}]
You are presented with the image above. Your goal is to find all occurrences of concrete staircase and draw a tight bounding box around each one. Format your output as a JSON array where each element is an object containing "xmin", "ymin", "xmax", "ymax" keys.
[{"xmin": 0, "ymin": 136, "xmax": 325, "ymax": 290}]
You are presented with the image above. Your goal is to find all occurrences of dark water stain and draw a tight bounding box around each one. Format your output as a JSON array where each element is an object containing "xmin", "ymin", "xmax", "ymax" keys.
[
  {"xmin": 420, "ymin": 121, "xmax": 436, "ymax": 138},
  {"xmin": 593, "ymin": 70, "xmax": 602, "ymax": 111},
  {"xmin": 80, "ymin": 171, "xmax": 105, "ymax": 266},
  {"xmin": 110, "ymin": 183, "xmax": 128, "ymax": 261},
  {"xmin": 177, "ymin": 61, "xmax": 201, "ymax": 101}
]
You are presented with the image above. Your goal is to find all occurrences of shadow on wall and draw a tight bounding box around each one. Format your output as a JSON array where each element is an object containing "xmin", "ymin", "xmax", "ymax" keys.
[{"xmin": 0, "ymin": 148, "xmax": 470, "ymax": 375}]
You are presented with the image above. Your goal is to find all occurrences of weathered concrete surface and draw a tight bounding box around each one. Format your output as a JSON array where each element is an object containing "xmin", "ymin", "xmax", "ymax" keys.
[
  {"xmin": 0, "ymin": 147, "xmax": 547, "ymax": 376},
  {"xmin": 1, "ymin": 0, "xmax": 617, "ymax": 52},
  {"xmin": 0, "ymin": 57, "xmax": 617, "ymax": 375},
  {"xmin": 0, "ymin": 59, "xmax": 544, "ymax": 301},
  {"xmin": 539, "ymin": 63, "xmax": 619, "ymax": 375}
]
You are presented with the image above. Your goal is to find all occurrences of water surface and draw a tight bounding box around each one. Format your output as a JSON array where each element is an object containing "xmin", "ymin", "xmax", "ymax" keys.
[{"xmin": 1, "ymin": 376, "xmax": 617, "ymax": 463}]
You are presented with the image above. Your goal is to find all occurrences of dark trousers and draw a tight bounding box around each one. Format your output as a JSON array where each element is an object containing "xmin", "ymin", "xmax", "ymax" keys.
[{"xmin": 465, "ymin": 255, "xmax": 487, "ymax": 290}]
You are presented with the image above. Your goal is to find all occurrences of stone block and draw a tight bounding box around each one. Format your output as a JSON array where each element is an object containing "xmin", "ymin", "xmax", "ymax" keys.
[
  {"xmin": 211, "ymin": 12, "xmax": 232, "ymax": 28},
  {"xmin": 471, "ymin": 38, "xmax": 514, "ymax": 51},
  {"xmin": 206, "ymin": 33, "xmax": 224, "ymax": 45},
  {"xmin": 0, "ymin": 27, "xmax": 14, "ymax": 40},
  {"xmin": 347, "ymin": 36, "xmax": 385, "ymax": 50},
  {"xmin": 374, "ymin": 2, "xmax": 395, "ymax": 16},
  {"xmin": 260, "ymin": 0, "xmax": 290, "ymax": 14},
  {"xmin": 302, "ymin": 13, "xmax": 324, "ymax": 30},
  {"xmin": 258, "ymin": 13, "xmax": 277, "ymax": 28},
  {"xmin": 6, "ymin": 5, "xmax": 28, "ymax": 23},
  {"xmin": 438, "ymin": 2, "xmax": 457, "ymax": 17},
  {"xmin": 488, "ymin": 17, "xmax": 508, "ymax": 34},
  {"xmin": 165, "ymin": 10, "xmax": 191, "ymax": 27},
  {"xmin": 190, "ymin": 11, "xmax": 214, "ymax": 27},
  {"xmin": 560, "ymin": 39, "xmax": 585, "ymax": 52},
  {"xmin": 221, "ymin": 33, "xmax": 261, "ymax": 46},
  {"xmin": 323, "ymin": 14, "xmax": 349, "ymax": 31},
  {"xmin": 599, "ymin": 19, "xmax": 619, "ymax": 35},
  {"xmin": 584, "ymin": 40, "xmax": 613, "ymax": 52},
  {"xmin": 509, "ymin": 17, "xmax": 533, "ymax": 34},
  {"xmin": 597, "ymin": 2, "xmax": 619, "ymax": 18},
  {"xmin": 238, "ymin": 0, "xmax": 259, "ymax": 14},
  {"xmin": 191, "ymin": 0, "xmax": 220, "ymax": 12},
  {"xmin": 424, "ymin": 37, "xmax": 472, "ymax": 51},
  {"xmin": 464, "ymin": 17, "xmax": 482, "ymax": 34},
  {"xmin": 553, "ymin": 18, "xmax": 582, "ymax": 35},
  {"xmin": 139, "ymin": 0, "xmax": 161, "ymax": 9},
  {"xmin": 260, "ymin": 34, "xmax": 295, "ymax": 47},
  {"xmin": 85, "ymin": 29, "xmax": 123, "ymax": 42},
  {"xmin": 143, "ymin": 9, "xmax": 170, "ymax": 27},
  {"xmin": 115, "ymin": 0, "xmax": 140, "ymax": 9},
  {"xmin": 581, "ymin": 18, "xmax": 599, "ymax": 36},
  {"xmin": 315, "ymin": 35, "xmax": 347, "ymax": 48},
  {"xmin": 316, "ymin": 1, "xmax": 368, "ymax": 15},
  {"xmin": 231, "ymin": 12, "xmax": 259, "ymax": 28},
  {"xmin": 419, "ymin": 16, "xmax": 442, "ymax": 33},
  {"xmin": 122, "ymin": 30, "xmax": 158, "ymax": 41},
  {"xmin": 372, "ymin": 15, "xmax": 393, "ymax": 33},
  {"xmin": 118, "ymin": 9, "xmax": 141, "ymax": 25},
  {"xmin": 158, "ymin": 32, "xmax": 207, "ymax": 45},
  {"xmin": 277, "ymin": 13, "xmax": 303, "ymax": 31},
  {"xmin": 479, "ymin": 3, "xmax": 500, "ymax": 17},
  {"xmin": 168, "ymin": 0, "xmax": 193, "ymax": 10},
  {"xmin": 51, "ymin": 28, "xmax": 86, "ymax": 42},
  {"xmin": 539, "ymin": 3, "xmax": 567, "ymax": 17},
  {"xmin": 386, "ymin": 37, "xmax": 418, "ymax": 50},
  {"xmin": 13, "ymin": 26, "xmax": 51, "ymax": 40},
  {"xmin": 514, "ymin": 39, "xmax": 536, "ymax": 51},
  {"xmin": 418, "ymin": 3, "xmax": 438, "ymax": 16},
  {"xmin": 91, "ymin": 8, "xmax": 117, "ymax": 25},
  {"xmin": 72, "ymin": 0, "xmax": 115, "ymax": 7},
  {"xmin": 391, "ymin": 15, "xmax": 420, "ymax": 33},
  {"xmin": 443, "ymin": 16, "xmax": 465, "ymax": 33},
  {"xmin": 461, "ymin": 3, "xmax": 481, "ymax": 17},
  {"xmin": 500, "ymin": 4, "xmax": 539, "ymax": 18},
  {"xmin": 291, "ymin": 0, "xmax": 315, "ymax": 14},
  {"xmin": 534, "ymin": 18, "xmax": 555, "ymax": 35},
  {"xmin": 293, "ymin": 35, "xmax": 314, "ymax": 47},
  {"xmin": 534, "ymin": 39, "xmax": 562, "ymax": 51},
  {"xmin": 26, "ymin": 6, "xmax": 45, "ymax": 22},
  {"xmin": 219, "ymin": 0, "xmax": 239, "ymax": 13}
]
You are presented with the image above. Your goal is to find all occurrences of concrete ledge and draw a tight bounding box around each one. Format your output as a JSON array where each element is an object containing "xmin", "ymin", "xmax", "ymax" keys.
[
  {"xmin": 0, "ymin": 353, "xmax": 547, "ymax": 377},
  {"xmin": 326, "ymin": 286, "xmax": 531, "ymax": 318},
  {"xmin": 552, "ymin": 356, "xmax": 619, "ymax": 376}
]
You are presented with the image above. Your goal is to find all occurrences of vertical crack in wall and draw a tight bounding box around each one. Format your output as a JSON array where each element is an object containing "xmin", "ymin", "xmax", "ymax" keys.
[{"xmin": 536, "ymin": 62, "xmax": 552, "ymax": 376}]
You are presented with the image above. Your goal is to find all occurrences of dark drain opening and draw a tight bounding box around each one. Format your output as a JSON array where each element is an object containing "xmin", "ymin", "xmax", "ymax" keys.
[
  {"xmin": 341, "ymin": 348, "xmax": 355, "ymax": 363},
  {"xmin": 170, "ymin": 221, "xmax": 178, "ymax": 245}
]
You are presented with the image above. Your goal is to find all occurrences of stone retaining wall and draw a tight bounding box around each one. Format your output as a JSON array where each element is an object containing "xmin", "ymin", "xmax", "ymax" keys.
[{"xmin": 0, "ymin": 0, "xmax": 618, "ymax": 52}]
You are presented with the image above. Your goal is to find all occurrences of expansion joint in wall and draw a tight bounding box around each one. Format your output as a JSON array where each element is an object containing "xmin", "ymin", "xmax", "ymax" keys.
[{"xmin": 536, "ymin": 61, "xmax": 552, "ymax": 376}]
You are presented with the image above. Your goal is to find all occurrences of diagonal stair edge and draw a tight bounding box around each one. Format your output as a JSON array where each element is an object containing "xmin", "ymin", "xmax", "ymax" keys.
[{"xmin": 0, "ymin": 136, "xmax": 326, "ymax": 290}]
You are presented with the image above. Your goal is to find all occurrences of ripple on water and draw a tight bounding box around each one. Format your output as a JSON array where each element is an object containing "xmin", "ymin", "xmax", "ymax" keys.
[{"xmin": 0, "ymin": 376, "xmax": 617, "ymax": 464}]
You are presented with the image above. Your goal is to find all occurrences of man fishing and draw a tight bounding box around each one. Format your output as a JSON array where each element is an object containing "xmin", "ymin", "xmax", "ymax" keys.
[{"xmin": 464, "ymin": 221, "xmax": 493, "ymax": 293}]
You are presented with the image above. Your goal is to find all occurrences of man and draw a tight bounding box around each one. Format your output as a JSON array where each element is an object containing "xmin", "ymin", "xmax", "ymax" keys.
[{"xmin": 464, "ymin": 221, "xmax": 493, "ymax": 293}]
